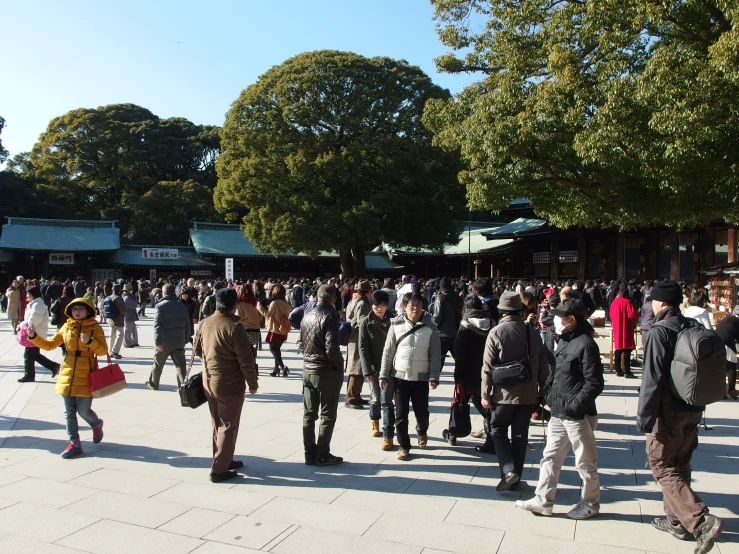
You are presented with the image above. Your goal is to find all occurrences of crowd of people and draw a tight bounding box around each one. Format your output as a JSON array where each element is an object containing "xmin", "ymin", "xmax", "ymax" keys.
[{"xmin": 4, "ymin": 272, "xmax": 735, "ymax": 553}]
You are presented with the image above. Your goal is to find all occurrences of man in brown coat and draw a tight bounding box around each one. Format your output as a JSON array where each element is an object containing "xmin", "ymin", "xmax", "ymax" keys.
[
  {"xmin": 344, "ymin": 280, "xmax": 372, "ymax": 408},
  {"xmin": 196, "ymin": 287, "xmax": 258, "ymax": 483}
]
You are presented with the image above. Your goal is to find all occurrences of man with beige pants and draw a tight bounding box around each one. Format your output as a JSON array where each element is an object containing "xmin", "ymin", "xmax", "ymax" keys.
[{"xmin": 516, "ymin": 299, "xmax": 604, "ymax": 520}]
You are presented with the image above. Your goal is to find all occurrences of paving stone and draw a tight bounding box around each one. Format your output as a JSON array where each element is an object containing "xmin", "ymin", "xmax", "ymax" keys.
[
  {"xmin": 0, "ymin": 534, "xmax": 80, "ymax": 553},
  {"xmin": 152, "ymin": 481, "xmax": 274, "ymax": 516},
  {"xmin": 65, "ymin": 490, "xmax": 190, "ymax": 528},
  {"xmin": 57, "ymin": 518, "xmax": 203, "ymax": 554},
  {"xmin": 158, "ymin": 507, "xmax": 237, "ymax": 538},
  {"xmin": 201, "ymin": 515, "xmax": 291, "ymax": 549},
  {"xmin": 68, "ymin": 467, "xmax": 181, "ymax": 497},
  {"xmin": 0, "ymin": 476, "xmax": 98, "ymax": 508},
  {"xmin": 271, "ymin": 525, "xmax": 423, "ymax": 554},
  {"xmin": 0, "ymin": 502, "xmax": 99, "ymax": 543}
]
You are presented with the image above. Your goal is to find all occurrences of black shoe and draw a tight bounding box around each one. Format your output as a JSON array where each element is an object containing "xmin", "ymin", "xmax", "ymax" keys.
[
  {"xmin": 316, "ymin": 453, "xmax": 343, "ymax": 466},
  {"xmin": 270, "ymin": 368, "xmax": 279, "ymax": 377},
  {"xmin": 17, "ymin": 376, "xmax": 34, "ymax": 383},
  {"xmin": 651, "ymin": 517, "xmax": 688, "ymax": 541},
  {"xmin": 475, "ymin": 444, "xmax": 496, "ymax": 455},
  {"xmin": 145, "ymin": 381, "xmax": 158, "ymax": 391},
  {"xmin": 358, "ymin": 398, "xmax": 369, "ymax": 405},
  {"xmin": 210, "ymin": 470, "xmax": 238, "ymax": 483},
  {"xmin": 344, "ymin": 402, "xmax": 365, "ymax": 410},
  {"xmin": 228, "ymin": 460, "xmax": 244, "ymax": 470},
  {"xmin": 50, "ymin": 364, "xmax": 60, "ymax": 378},
  {"xmin": 305, "ymin": 453, "xmax": 316, "ymax": 466},
  {"xmin": 625, "ymin": 372, "xmax": 639, "ymax": 379},
  {"xmin": 442, "ymin": 429, "xmax": 457, "ymax": 446},
  {"xmin": 282, "ymin": 366, "xmax": 289, "ymax": 378},
  {"xmin": 694, "ymin": 514, "xmax": 724, "ymax": 554},
  {"xmin": 496, "ymin": 472, "xmax": 520, "ymax": 492},
  {"xmin": 616, "ymin": 372, "xmax": 624, "ymax": 377},
  {"xmin": 111, "ymin": 353, "xmax": 122, "ymax": 359}
]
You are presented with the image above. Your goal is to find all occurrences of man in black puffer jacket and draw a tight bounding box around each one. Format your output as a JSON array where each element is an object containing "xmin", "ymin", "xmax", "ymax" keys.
[
  {"xmin": 517, "ymin": 299, "xmax": 604, "ymax": 521},
  {"xmin": 298, "ymin": 285, "xmax": 344, "ymax": 467},
  {"xmin": 433, "ymin": 277, "xmax": 464, "ymax": 364}
]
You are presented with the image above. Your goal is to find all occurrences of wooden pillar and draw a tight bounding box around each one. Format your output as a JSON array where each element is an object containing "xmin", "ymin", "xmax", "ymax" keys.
[
  {"xmin": 577, "ymin": 229, "xmax": 587, "ymax": 280},
  {"xmin": 616, "ymin": 233, "xmax": 625, "ymax": 281},
  {"xmin": 670, "ymin": 229, "xmax": 680, "ymax": 280},
  {"xmin": 729, "ymin": 225, "xmax": 737, "ymax": 264},
  {"xmin": 550, "ymin": 229, "xmax": 559, "ymax": 282},
  {"xmin": 645, "ymin": 230, "xmax": 658, "ymax": 280}
]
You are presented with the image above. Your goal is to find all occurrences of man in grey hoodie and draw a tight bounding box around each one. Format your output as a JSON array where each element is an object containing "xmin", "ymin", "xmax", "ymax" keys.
[{"xmin": 380, "ymin": 292, "xmax": 441, "ymax": 461}]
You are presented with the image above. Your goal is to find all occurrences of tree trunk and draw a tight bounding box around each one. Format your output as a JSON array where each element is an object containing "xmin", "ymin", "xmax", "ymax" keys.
[
  {"xmin": 352, "ymin": 246, "xmax": 366, "ymax": 278},
  {"xmin": 339, "ymin": 248, "xmax": 355, "ymax": 278}
]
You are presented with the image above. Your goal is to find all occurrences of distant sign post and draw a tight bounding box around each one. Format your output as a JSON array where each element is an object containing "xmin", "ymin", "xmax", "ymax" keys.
[
  {"xmin": 225, "ymin": 258, "xmax": 234, "ymax": 280},
  {"xmin": 142, "ymin": 248, "xmax": 179, "ymax": 260}
]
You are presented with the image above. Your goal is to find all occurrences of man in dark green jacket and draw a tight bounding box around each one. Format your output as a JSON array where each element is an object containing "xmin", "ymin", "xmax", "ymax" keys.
[{"xmin": 358, "ymin": 290, "xmax": 394, "ymax": 443}]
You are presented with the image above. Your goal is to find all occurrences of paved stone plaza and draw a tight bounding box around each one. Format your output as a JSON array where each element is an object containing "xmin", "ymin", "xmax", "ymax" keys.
[{"xmin": 0, "ymin": 316, "xmax": 736, "ymax": 554}]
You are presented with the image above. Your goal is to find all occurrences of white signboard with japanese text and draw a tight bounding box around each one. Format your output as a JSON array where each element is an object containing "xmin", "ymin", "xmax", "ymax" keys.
[
  {"xmin": 49, "ymin": 253, "xmax": 74, "ymax": 265},
  {"xmin": 191, "ymin": 270, "xmax": 212, "ymax": 276},
  {"xmin": 142, "ymin": 248, "xmax": 179, "ymax": 260},
  {"xmin": 225, "ymin": 258, "xmax": 234, "ymax": 280}
]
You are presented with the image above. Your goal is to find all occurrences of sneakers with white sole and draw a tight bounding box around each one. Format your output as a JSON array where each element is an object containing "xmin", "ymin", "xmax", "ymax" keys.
[
  {"xmin": 567, "ymin": 501, "xmax": 600, "ymax": 520},
  {"xmin": 515, "ymin": 497, "xmax": 553, "ymax": 517}
]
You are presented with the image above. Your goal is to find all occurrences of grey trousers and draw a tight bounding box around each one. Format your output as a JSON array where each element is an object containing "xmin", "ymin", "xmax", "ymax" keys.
[
  {"xmin": 534, "ymin": 415, "xmax": 600, "ymax": 508},
  {"xmin": 109, "ymin": 325, "xmax": 124, "ymax": 355},
  {"xmin": 303, "ymin": 371, "xmax": 343, "ymax": 458},
  {"xmin": 123, "ymin": 320, "xmax": 138, "ymax": 347},
  {"xmin": 148, "ymin": 347, "xmax": 187, "ymax": 389}
]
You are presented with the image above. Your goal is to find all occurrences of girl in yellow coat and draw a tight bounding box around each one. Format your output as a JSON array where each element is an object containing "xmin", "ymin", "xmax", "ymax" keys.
[{"xmin": 28, "ymin": 297, "xmax": 108, "ymax": 458}]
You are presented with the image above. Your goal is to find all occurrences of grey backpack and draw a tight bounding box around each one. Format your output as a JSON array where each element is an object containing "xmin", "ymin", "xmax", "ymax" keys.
[{"xmin": 655, "ymin": 320, "xmax": 727, "ymax": 406}]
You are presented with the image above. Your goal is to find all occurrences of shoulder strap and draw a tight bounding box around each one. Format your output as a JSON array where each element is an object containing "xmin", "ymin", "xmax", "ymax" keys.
[
  {"xmin": 397, "ymin": 322, "xmax": 426, "ymax": 347},
  {"xmin": 523, "ymin": 322, "xmax": 531, "ymax": 361},
  {"xmin": 187, "ymin": 325, "xmax": 203, "ymax": 380}
]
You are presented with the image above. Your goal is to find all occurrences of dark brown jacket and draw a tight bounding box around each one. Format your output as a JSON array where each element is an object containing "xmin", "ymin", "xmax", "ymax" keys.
[{"xmin": 196, "ymin": 312, "xmax": 258, "ymax": 397}]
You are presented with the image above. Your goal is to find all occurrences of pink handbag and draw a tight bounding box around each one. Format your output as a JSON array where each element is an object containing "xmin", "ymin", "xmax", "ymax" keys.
[
  {"xmin": 89, "ymin": 354, "xmax": 127, "ymax": 398},
  {"xmin": 17, "ymin": 327, "xmax": 35, "ymax": 348}
]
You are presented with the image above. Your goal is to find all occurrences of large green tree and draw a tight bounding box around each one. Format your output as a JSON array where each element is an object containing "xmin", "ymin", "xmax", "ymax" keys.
[
  {"xmin": 424, "ymin": 0, "xmax": 738, "ymax": 230},
  {"xmin": 216, "ymin": 50, "xmax": 466, "ymax": 276},
  {"xmin": 9, "ymin": 104, "xmax": 221, "ymax": 241}
]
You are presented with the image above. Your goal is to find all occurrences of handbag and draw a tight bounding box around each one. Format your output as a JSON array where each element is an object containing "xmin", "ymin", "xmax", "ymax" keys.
[
  {"xmin": 180, "ymin": 327, "xmax": 207, "ymax": 409},
  {"xmin": 89, "ymin": 353, "xmax": 127, "ymax": 398},
  {"xmin": 18, "ymin": 327, "xmax": 35, "ymax": 348},
  {"xmin": 488, "ymin": 323, "xmax": 533, "ymax": 387},
  {"xmin": 448, "ymin": 384, "xmax": 471, "ymax": 438}
]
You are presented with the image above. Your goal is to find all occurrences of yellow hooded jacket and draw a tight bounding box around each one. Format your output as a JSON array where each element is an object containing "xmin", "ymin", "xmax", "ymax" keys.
[{"xmin": 30, "ymin": 297, "xmax": 108, "ymax": 397}]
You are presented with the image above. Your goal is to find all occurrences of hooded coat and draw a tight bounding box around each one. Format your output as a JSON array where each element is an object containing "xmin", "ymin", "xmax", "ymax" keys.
[
  {"xmin": 29, "ymin": 297, "xmax": 108, "ymax": 397},
  {"xmin": 345, "ymin": 294, "xmax": 372, "ymax": 375},
  {"xmin": 453, "ymin": 309, "xmax": 491, "ymax": 391},
  {"xmin": 358, "ymin": 309, "xmax": 394, "ymax": 377}
]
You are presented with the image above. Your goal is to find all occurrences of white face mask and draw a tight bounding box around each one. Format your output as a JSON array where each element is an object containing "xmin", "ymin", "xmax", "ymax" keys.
[{"xmin": 554, "ymin": 315, "xmax": 567, "ymax": 335}]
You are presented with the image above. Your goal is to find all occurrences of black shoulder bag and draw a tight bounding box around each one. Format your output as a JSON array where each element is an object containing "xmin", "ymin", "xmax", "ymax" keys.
[
  {"xmin": 488, "ymin": 323, "xmax": 533, "ymax": 387},
  {"xmin": 180, "ymin": 327, "xmax": 207, "ymax": 409}
]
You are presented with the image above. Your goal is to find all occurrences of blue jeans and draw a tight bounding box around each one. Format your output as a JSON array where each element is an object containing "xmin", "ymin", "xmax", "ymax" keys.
[
  {"xmin": 368, "ymin": 377, "xmax": 381, "ymax": 421},
  {"xmin": 380, "ymin": 378, "xmax": 396, "ymax": 438},
  {"xmin": 63, "ymin": 396, "xmax": 100, "ymax": 442}
]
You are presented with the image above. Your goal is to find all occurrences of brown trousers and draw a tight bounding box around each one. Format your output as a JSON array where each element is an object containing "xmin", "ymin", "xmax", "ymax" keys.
[
  {"xmin": 646, "ymin": 411, "xmax": 707, "ymax": 534},
  {"xmin": 207, "ymin": 394, "xmax": 244, "ymax": 474},
  {"xmin": 345, "ymin": 374, "xmax": 364, "ymax": 404}
]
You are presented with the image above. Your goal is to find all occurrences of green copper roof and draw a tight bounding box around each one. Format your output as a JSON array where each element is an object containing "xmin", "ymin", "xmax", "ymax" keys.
[
  {"xmin": 481, "ymin": 218, "xmax": 548, "ymax": 238},
  {"xmin": 0, "ymin": 218, "xmax": 120, "ymax": 252}
]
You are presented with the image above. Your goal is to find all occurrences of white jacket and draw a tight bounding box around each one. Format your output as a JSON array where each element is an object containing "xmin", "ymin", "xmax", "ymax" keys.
[
  {"xmin": 24, "ymin": 297, "xmax": 50, "ymax": 339},
  {"xmin": 380, "ymin": 312, "xmax": 442, "ymax": 382},
  {"xmin": 683, "ymin": 306, "xmax": 712, "ymax": 330}
]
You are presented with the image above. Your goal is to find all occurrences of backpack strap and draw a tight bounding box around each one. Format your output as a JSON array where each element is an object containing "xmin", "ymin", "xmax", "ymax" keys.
[{"xmin": 396, "ymin": 322, "xmax": 426, "ymax": 347}]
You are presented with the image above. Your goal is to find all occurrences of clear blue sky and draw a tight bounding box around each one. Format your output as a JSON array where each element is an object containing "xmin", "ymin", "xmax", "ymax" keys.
[{"xmin": 0, "ymin": 0, "xmax": 478, "ymax": 160}]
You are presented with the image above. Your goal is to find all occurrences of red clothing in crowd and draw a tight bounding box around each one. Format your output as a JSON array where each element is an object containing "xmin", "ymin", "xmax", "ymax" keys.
[{"xmin": 610, "ymin": 296, "xmax": 639, "ymax": 350}]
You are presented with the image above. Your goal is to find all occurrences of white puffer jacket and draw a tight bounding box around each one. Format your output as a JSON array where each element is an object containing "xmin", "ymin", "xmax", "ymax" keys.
[
  {"xmin": 380, "ymin": 312, "xmax": 441, "ymax": 382},
  {"xmin": 24, "ymin": 297, "xmax": 50, "ymax": 339}
]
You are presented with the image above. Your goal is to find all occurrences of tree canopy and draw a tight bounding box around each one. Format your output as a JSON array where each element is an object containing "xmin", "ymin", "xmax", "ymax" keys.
[
  {"xmin": 8, "ymin": 104, "xmax": 221, "ymax": 244},
  {"xmin": 0, "ymin": 116, "xmax": 8, "ymax": 165},
  {"xmin": 216, "ymin": 49, "xmax": 466, "ymax": 276},
  {"xmin": 424, "ymin": 0, "xmax": 738, "ymax": 230}
]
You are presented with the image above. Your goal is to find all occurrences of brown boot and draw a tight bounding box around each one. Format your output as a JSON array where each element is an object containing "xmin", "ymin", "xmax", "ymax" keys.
[
  {"xmin": 381, "ymin": 437, "xmax": 393, "ymax": 451},
  {"xmin": 370, "ymin": 420, "xmax": 382, "ymax": 437}
]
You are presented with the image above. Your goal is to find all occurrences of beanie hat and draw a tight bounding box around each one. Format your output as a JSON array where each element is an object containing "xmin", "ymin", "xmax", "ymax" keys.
[
  {"xmin": 317, "ymin": 285, "xmax": 335, "ymax": 302},
  {"xmin": 649, "ymin": 280, "xmax": 682, "ymax": 305},
  {"xmin": 440, "ymin": 277, "xmax": 452, "ymax": 290}
]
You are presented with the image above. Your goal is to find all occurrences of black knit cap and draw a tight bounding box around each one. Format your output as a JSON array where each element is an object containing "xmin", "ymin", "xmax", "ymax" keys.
[
  {"xmin": 649, "ymin": 280, "xmax": 682, "ymax": 305},
  {"xmin": 215, "ymin": 287, "xmax": 238, "ymax": 311}
]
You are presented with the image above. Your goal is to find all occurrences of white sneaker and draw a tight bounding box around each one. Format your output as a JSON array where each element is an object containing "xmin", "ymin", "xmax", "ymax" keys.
[
  {"xmin": 515, "ymin": 497, "xmax": 553, "ymax": 517},
  {"xmin": 567, "ymin": 501, "xmax": 599, "ymax": 520}
]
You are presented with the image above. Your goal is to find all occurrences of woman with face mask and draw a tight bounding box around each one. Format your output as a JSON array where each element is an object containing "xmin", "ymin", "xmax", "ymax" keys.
[
  {"xmin": 517, "ymin": 298, "xmax": 605, "ymax": 520},
  {"xmin": 358, "ymin": 290, "xmax": 395, "ymax": 444}
]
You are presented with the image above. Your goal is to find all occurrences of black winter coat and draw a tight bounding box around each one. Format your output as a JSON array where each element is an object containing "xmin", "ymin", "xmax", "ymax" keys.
[
  {"xmin": 358, "ymin": 310, "xmax": 394, "ymax": 377},
  {"xmin": 715, "ymin": 315, "xmax": 739, "ymax": 353},
  {"xmin": 637, "ymin": 308, "xmax": 703, "ymax": 434},
  {"xmin": 298, "ymin": 300, "xmax": 344, "ymax": 374},
  {"xmin": 453, "ymin": 309, "xmax": 490, "ymax": 391},
  {"xmin": 433, "ymin": 289, "xmax": 464, "ymax": 338},
  {"xmin": 546, "ymin": 327, "xmax": 604, "ymax": 420}
]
